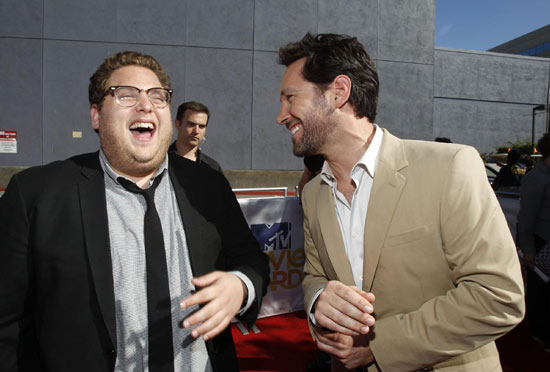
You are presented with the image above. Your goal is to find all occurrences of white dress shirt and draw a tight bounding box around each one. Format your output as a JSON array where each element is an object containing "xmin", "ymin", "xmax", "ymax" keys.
[{"xmin": 320, "ymin": 125, "xmax": 384, "ymax": 288}]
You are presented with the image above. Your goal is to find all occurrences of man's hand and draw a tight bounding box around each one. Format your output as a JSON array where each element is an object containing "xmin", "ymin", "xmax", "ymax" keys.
[
  {"xmin": 314, "ymin": 327, "xmax": 374, "ymax": 370},
  {"xmin": 180, "ymin": 271, "xmax": 246, "ymax": 341},
  {"xmin": 314, "ymin": 280, "xmax": 375, "ymax": 336}
]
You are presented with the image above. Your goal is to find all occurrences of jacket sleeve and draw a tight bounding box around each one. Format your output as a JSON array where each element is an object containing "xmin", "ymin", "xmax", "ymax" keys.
[
  {"xmin": 301, "ymin": 183, "xmax": 329, "ymax": 331},
  {"xmin": 369, "ymin": 147, "xmax": 525, "ymax": 371},
  {"xmin": 0, "ymin": 174, "xmax": 42, "ymax": 371},
  {"xmin": 216, "ymin": 174, "xmax": 270, "ymax": 325}
]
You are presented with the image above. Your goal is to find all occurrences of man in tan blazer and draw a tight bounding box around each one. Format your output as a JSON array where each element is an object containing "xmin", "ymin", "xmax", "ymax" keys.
[{"xmin": 276, "ymin": 33, "xmax": 525, "ymax": 371}]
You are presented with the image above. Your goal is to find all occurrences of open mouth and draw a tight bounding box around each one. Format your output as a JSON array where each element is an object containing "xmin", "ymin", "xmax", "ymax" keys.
[
  {"xmin": 130, "ymin": 122, "xmax": 155, "ymax": 141},
  {"xmin": 289, "ymin": 123, "xmax": 302, "ymax": 135}
]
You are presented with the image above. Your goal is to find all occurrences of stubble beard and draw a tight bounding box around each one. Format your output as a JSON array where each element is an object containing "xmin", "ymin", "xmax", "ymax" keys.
[{"xmin": 293, "ymin": 95, "xmax": 336, "ymax": 158}]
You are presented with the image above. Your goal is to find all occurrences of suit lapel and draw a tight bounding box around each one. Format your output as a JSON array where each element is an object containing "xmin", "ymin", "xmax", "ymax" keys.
[
  {"xmin": 78, "ymin": 154, "xmax": 117, "ymax": 347},
  {"xmin": 317, "ymin": 182, "xmax": 355, "ymax": 286},
  {"xmin": 362, "ymin": 130, "xmax": 408, "ymax": 291}
]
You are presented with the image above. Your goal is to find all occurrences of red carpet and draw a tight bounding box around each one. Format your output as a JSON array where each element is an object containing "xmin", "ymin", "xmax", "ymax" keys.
[
  {"xmin": 233, "ymin": 311, "xmax": 550, "ymax": 372},
  {"xmin": 232, "ymin": 311, "xmax": 317, "ymax": 371}
]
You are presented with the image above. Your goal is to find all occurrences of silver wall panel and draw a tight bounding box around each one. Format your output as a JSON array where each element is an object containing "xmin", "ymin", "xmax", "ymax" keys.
[
  {"xmin": 317, "ymin": 0, "xmax": 379, "ymax": 59},
  {"xmin": 378, "ymin": 0, "xmax": 434, "ymax": 64},
  {"xmin": 377, "ymin": 60, "xmax": 434, "ymax": 140},
  {"xmin": 0, "ymin": 0, "xmax": 43, "ymax": 38},
  {"xmin": 254, "ymin": 0, "xmax": 317, "ymax": 51},
  {"xmin": 434, "ymin": 99, "xmax": 548, "ymax": 154},
  {"xmin": 183, "ymin": 47, "xmax": 253, "ymax": 169},
  {"xmin": 0, "ymin": 38, "xmax": 43, "ymax": 166},
  {"xmin": 186, "ymin": 0, "xmax": 254, "ymax": 49},
  {"xmin": 251, "ymin": 51, "xmax": 300, "ymax": 170},
  {"xmin": 435, "ymin": 48, "xmax": 550, "ymax": 104}
]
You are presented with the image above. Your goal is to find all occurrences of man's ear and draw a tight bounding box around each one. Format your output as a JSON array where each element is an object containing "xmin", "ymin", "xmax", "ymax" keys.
[
  {"xmin": 333, "ymin": 75, "xmax": 352, "ymax": 109},
  {"xmin": 90, "ymin": 104, "xmax": 100, "ymax": 132},
  {"xmin": 175, "ymin": 119, "xmax": 181, "ymax": 130}
]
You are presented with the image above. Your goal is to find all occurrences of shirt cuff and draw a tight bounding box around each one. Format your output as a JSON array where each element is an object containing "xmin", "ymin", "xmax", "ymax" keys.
[
  {"xmin": 308, "ymin": 288, "xmax": 324, "ymax": 325},
  {"xmin": 228, "ymin": 271, "xmax": 255, "ymax": 316}
]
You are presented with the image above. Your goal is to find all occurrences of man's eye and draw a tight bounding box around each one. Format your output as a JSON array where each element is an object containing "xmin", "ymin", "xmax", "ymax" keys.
[{"xmin": 199, "ymin": 125, "xmax": 206, "ymax": 129}]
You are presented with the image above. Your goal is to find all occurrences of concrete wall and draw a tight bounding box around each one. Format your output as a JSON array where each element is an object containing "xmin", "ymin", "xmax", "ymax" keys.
[
  {"xmin": 1, "ymin": 0, "xmax": 548, "ymax": 174},
  {"xmin": 0, "ymin": 0, "xmax": 435, "ymax": 171},
  {"xmin": 434, "ymin": 48, "xmax": 550, "ymax": 154}
]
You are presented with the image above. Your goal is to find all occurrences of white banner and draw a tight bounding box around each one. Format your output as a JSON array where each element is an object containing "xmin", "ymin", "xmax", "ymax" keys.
[{"xmin": 238, "ymin": 197, "xmax": 305, "ymax": 318}]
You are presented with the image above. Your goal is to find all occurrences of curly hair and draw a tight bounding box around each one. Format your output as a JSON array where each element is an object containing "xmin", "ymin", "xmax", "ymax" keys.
[
  {"xmin": 278, "ymin": 32, "xmax": 379, "ymax": 122},
  {"xmin": 88, "ymin": 51, "xmax": 171, "ymax": 107}
]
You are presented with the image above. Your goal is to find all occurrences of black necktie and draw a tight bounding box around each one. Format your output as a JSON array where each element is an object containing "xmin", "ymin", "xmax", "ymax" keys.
[{"xmin": 118, "ymin": 174, "xmax": 174, "ymax": 372}]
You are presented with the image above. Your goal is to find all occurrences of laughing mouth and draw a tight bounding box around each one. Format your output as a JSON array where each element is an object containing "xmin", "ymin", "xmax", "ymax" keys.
[
  {"xmin": 289, "ymin": 123, "xmax": 302, "ymax": 135},
  {"xmin": 130, "ymin": 122, "xmax": 155, "ymax": 133}
]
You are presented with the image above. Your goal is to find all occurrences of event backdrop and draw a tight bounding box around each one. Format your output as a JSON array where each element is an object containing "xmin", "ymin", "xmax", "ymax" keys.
[{"xmin": 238, "ymin": 197, "xmax": 305, "ymax": 318}]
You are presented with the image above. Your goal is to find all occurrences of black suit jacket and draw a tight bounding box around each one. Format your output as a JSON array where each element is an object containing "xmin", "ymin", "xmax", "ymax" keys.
[{"xmin": 0, "ymin": 152, "xmax": 269, "ymax": 372}]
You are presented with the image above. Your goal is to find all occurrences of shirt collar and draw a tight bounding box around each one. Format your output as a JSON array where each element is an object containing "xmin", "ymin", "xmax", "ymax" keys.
[
  {"xmin": 321, "ymin": 124, "xmax": 384, "ymax": 183},
  {"xmin": 99, "ymin": 149, "xmax": 169, "ymax": 186}
]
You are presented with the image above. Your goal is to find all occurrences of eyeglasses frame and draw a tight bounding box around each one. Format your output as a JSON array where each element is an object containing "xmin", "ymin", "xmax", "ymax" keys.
[{"xmin": 100, "ymin": 85, "xmax": 173, "ymax": 108}]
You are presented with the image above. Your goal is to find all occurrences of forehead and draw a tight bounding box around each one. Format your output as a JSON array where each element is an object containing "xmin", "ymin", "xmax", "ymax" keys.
[
  {"xmin": 184, "ymin": 111, "xmax": 209, "ymax": 124},
  {"xmin": 280, "ymin": 57, "xmax": 312, "ymax": 94},
  {"xmin": 108, "ymin": 65, "xmax": 162, "ymax": 88}
]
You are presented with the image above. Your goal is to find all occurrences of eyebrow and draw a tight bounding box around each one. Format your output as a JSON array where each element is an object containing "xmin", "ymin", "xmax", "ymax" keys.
[
  {"xmin": 187, "ymin": 120, "xmax": 206, "ymax": 126},
  {"xmin": 280, "ymin": 87, "xmax": 298, "ymax": 99}
]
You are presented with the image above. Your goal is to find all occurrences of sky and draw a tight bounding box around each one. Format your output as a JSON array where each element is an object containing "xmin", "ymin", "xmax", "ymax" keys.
[{"xmin": 435, "ymin": 0, "xmax": 550, "ymax": 51}]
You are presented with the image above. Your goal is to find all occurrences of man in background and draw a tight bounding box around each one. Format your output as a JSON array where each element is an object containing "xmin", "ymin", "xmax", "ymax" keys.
[
  {"xmin": 276, "ymin": 32, "xmax": 524, "ymax": 371},
  {"xmin": 170, "ymin": 101, "xmax": 222, "ymax": 171}
]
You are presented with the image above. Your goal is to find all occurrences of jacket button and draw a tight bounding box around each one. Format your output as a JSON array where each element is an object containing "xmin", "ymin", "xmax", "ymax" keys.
[{"xmin": 103, "ymin": 349, "xmax": 116, "ymax": 358}]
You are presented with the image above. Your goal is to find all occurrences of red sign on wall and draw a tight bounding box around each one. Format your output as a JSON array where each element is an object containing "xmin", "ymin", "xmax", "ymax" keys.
[{"xmin": 0, "ymin": 130, "xmax": 17, "ymax": 153}]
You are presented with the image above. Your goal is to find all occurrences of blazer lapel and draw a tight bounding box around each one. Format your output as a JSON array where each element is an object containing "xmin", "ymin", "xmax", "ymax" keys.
[
  {"xmin": 362, "ymin": 130, "xmax": 408, "ymax": 291},
  {"xmin": 78, "ymin": 154, "xmax": 117, "ymax": 347},
  {"xmin": 317, "ymin": 182, "xmax": 355, "ymax": 286}
]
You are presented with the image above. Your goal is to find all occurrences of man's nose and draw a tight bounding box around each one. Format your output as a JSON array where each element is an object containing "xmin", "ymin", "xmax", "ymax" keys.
[
  {"xmin": 135, "ymin": 92, "xmax": 153, "ymax": 112},
  {"xmin": 276, "ymin": 103, "xmax": 289, "ymax": 125}
]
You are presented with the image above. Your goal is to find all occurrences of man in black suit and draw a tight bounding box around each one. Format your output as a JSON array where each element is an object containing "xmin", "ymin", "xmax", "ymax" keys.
[
  {"xmin": 169, "ymin": 101, "xmax": 222, "ymax": 172},
  {"xmin": 0, "ymin": 51, "xmax": 269, "ymax": 372}
]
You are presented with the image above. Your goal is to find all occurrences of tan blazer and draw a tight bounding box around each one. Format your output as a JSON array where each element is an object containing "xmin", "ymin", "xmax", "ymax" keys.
[{"xmin": 301, "ymin": 129, "xmax": 525, "ymax": 372}]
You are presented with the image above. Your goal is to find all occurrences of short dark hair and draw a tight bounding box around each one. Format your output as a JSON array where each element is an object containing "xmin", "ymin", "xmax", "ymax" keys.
[
  {"xmin": 536, "ymin": 133, "xmax": 550, "ymax": 159},
  {"xmin": 507, "ymin": 148, "xmax": 521, "ymax": 164},
  {"xmin": 176, "ymin": 101, "xmax": 210, "ymax": 123},
  {"xmin": 89, "ymin": 51, "xmax": 171, "ymax": 108},
  {"xmin": 278, "ymin": 32, "xmax": 379, "ymax": 122}
]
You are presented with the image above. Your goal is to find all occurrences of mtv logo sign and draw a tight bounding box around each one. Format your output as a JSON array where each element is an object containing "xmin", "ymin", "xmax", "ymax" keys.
[{"xmin": 251, "ymin": 222, "xmax": 291, "ymax": 252}]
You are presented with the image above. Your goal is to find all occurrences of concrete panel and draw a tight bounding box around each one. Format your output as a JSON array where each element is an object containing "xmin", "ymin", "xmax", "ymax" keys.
[
  {"xmin": 186, "ymin": 0, "xmax": 254, "ymax": 49},
  {"xmin": 0, "ymin": 38, "xmax": 43, "ymax": 166},
  {"xmin": 435, "ymin": 48, "xmax": 550, "ymax": 104},
  {"xmin": 116, "ymin": 0, "xmax": 187, "ymax": 45},
  {"xmin": 183, "ymin": 47, "xmax": 253, "ymax": 170},
  {"xmin": 254, "ymin": 0, "xmax": 317, "ymax": 51},
  {"xmin": 433, "ymin": 99, "xmax": 547, "ymax": 154},
  {"xmin": 317, "ymin": 0, "xmax": 378, "ymax": 59},
  {"xmin": 44, "ymin": 0, "xmax": 186, "ymax": 45},
  {"xmin": 44, "ymin": 0, "xmax": 116, "ymax": 41},
  {"xmin": 376, "ymin": 60, "xmax": 434, "ymax": 140},
  {"xmin": 251, "ymin": 51, "xmax": 301, "ymax": 170},
  {"xmin": 42, "ymin": 40, "xmax": 186, "ymax": 164},
  {"xmin": 378, "ymin": 0, "xmax": 434, "ymax": 64},
  {"xmin": 0, "ymin": 0, "xmax": 43, "ymax": 38}
]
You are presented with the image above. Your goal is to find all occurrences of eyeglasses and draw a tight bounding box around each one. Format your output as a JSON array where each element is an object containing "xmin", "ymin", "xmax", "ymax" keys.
[{"xmin": 101, "ymin": 85, "xmax": 173, "ymax": 109}]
